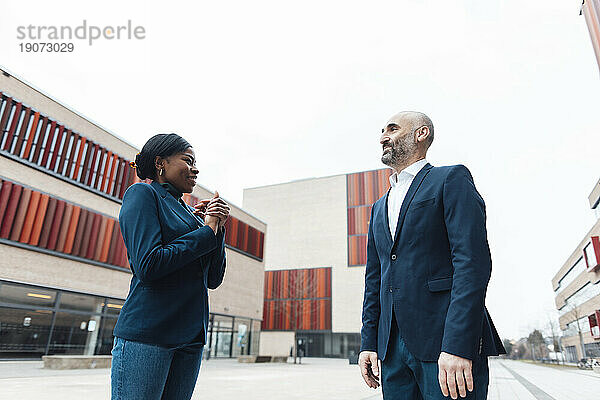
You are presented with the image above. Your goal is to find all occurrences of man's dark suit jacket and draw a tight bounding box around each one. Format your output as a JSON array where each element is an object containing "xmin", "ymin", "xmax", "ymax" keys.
[
  {"xmin": 113, "ymin": 181, "xmax": 226, "ymax": 347},
  {"xmin": 360, "ymin": 163, "xmax": 505, "ymax": 362}
]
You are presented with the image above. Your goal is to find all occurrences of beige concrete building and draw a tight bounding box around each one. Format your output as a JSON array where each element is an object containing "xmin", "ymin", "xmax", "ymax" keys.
[
  {"xmin": 0, "ymin": 68, "xmax": 265, "ymax": 359},
  {"xmin": 552, "ymin": 177, "xmax": 600, "ymax": 361},
  {"xmin": 244, "ymin": 168, "xmax": 391, "ymax": 358}
]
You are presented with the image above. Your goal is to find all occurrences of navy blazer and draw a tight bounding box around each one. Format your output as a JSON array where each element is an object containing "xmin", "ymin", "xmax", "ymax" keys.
[
  {"xmin": 360, "ymin": 163, "xmax": 505, "ymax": 362},
  {"xmin": 113, "ymin": 181, "xmax": 226, "ymax": 347}
]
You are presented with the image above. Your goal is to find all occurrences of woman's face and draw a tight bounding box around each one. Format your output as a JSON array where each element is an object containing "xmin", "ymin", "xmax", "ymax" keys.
[{"xmin": 160, "ymin": 147, "xmax": 198, "ymax": 193}]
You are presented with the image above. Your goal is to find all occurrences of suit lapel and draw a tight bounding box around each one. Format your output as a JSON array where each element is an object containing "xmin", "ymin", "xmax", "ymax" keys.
[
  {"xmin": 392, "ymin": 163, "xmax": 433, "ymax": 249},
  {"xmin": 151, "ymin": 181, "xmax": 199, "ymax": 230},
  {"xmin": 381, "ymin": 189, "xmax": 393, "ymax": 248}
]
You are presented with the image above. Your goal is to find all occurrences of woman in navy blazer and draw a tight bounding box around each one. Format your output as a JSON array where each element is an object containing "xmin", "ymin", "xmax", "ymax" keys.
[{"xmin": 111, "ymin": 133, "xmax": 229, "ymax": 400}]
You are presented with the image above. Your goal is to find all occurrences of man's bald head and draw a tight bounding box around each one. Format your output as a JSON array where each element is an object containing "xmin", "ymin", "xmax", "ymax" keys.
[
  {"xmin": 387, "ymin": 111, "xmax": 434, "ymax": 148},
  {"xmin": 380, "ymin": 111, "xmax": 434, "ymax": 172}
]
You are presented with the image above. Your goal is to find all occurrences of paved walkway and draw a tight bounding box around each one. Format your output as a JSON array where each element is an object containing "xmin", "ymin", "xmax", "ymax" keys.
[{"xmin": 0, "ymin": 358, "xmax": 598, "ymax": 399}]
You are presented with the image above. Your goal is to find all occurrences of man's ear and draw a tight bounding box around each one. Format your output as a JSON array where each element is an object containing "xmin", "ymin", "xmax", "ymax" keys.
[{"xmin": 416, "ymin": 126, "xmax": 430, "ymax": 144}]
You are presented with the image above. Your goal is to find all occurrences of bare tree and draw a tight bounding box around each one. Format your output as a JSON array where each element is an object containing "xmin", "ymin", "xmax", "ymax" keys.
[
  {"xmin": 546, "ymin": 314, "xmax": 561, "ymax": 363},
  {"xmin": 566, "ymin": 303, "xmax": 587, "ymax": 358}
]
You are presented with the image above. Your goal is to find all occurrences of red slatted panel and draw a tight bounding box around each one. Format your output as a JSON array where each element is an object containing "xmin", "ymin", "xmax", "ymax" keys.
[
  {"xmin": 47, "ymin": 125, "xmax": 65, "ymax": 171},
  {"xmin": 348, "ymin": 235, "xmax": 368, "ymax": 266},
  {"xmin": 263, "ymin": 267, "xmax": 332, "ymax": 331},
  {"xmin": 71, "ymin": 136, "xmax": 87, "ymax": 180},
  {"xmin": 30, "ymin": 117, "xmax": 49, "ymax": 164},
  {"xmin": 0, "ymin": 184, "xmax": 22, "ymax": 238},
  {"xmin": 93, "ymin": 148, "xmax": 107, "ymax": 189},
  {"xmin": 85, "ymin": 143, "xmax": 100, "ymax": 186},
  {"xmin": 39, "ymin": 120, "xmax": 57, "ymax": 167},
  {"xmin": 346, "ymin": 169, "xmax": 392, "ymax": 266},
  {"xmin": 18, "ymin": 190, "xmax": 41, "ymax": 243},
  {"xmin": 98, "ymin": 150, "xmax": 112, "ymax": 191},
  {"xmin": 111, "ymin": 158, "xmax": 125, "ymax": 197},
  {"xmin": 70, "ymin": 208, "xmax": 89, "ymax": 255},
  {"xmin": 63, "ymin": 133, "xmax": 80, "ymax": 179},
  {"xmin": 94, "ymin": 217, "xmax": 108, "ymax": 261},
  {"xmin": 3, "ymin": 102, "xmax": 23, "ymax": 151},
  {"xmin": 104, "ymin": 154, "xmax": 118, "ymax": 193},
  {"xmin": 55, "ymin": 203, "xmax": 73, "ymax": 252},
  {"xmin": 37, "ymin": 198, "xmax": 57, "ymax": 248},
  {"xmin": 0, "ymin": 97, "xmax": 14, "ymax": 146},
  {"xmin": 0, "ymin": 176, "xmax": 131, "ymax": 268},
  {"xmin": 45, "ymin": 200, "xmax": 65, "ymax": 251},
  {"xmin": 28, "ymin": 194, "xmax": 49, "ymax": 246},
  {"xmin": 9, "ymin": 188, "xmax": 32, "ymax": 241},
  {"xmin": 21, "ymin": 111, "xmax": 40, "ymax": 160},
  {"xmin": 78, "ymin": 140, "xmax": 94, "ymax": 184},
  {"xmin": 0, "ymin": 180, "xmax": 13, "ymax": 229},
  {"xmin": 63, "ymin": 205, "xmax": 81, "ymax": 254},
  {"xmin": 54, "ymin": 129, "xmax": 71, "ymax": 176},
  {"xmin": 12, "ymin": 107, "xmax": 31, "ymax": 156},
  {"xmin": 77, "ymin": 211, "xmax": 95, "ymax": 258},
  {"xmin": 86, "ymin": 213, "xmax": 102, "ymax": 259},
  {"xmin": 118, "ymin": 163, "xmax": 131, "ymax": 198}
]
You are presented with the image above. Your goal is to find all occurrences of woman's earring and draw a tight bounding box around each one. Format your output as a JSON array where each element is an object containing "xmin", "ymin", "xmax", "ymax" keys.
[{"xmin": 159, "ymin": 168, "xmax": 164, "ymax": 176}]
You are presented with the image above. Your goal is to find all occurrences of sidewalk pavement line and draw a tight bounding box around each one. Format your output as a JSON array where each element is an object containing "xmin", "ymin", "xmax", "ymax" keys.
[{"xmin": 499, "ymin": 362, "xmax": 556, "ymax": 400}]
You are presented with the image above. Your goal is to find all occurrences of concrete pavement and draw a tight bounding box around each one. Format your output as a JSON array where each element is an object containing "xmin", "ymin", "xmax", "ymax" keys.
[{"xmin": 0, "ymin": 358, "xmax": 598, "ymax": 399}]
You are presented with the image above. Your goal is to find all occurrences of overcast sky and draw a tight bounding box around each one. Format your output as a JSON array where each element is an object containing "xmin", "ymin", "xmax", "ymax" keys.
[{"xmin": 2, "ymin": 0, "xmax": 600, "ymax": 340}]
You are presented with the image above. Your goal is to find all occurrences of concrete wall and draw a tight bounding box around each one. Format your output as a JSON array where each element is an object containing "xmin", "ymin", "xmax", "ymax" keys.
[
  {"xmin": 209, "ymin": 249, "xmax": 265, "ymax": 321},
  {"xmin": 244, "ymin": 174, "xmax": 366, "ymax": 333},
  {"xmin": 553, "ymin": 218, "xmax": 600, "ymax": 319},
  {"xmin": 259, "ymin": 331, "xmax": 295, "ymax": 356}
]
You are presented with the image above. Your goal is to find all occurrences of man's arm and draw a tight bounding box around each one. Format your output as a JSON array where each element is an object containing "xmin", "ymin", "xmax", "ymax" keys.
[
  {"xmin": 438, "ymin": 165, "xmax": 491, "ymax": 399},
  {"xmin": 441, "ymin": 165, "xmax": 491, "ymax": 359},
  {"xmin": 359, "ymin": 205, "xmax": 382, "ymax": 389}
]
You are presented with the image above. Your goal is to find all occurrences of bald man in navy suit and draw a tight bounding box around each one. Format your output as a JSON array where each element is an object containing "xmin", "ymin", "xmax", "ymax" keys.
[{"xmin": 358, "ymin": 112, "xmax": 505, "ymax": 400}]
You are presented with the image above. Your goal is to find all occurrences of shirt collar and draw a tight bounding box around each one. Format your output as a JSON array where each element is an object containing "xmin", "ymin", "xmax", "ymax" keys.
[
  {"xmin": 160, "ymin": 182, "xmax": 183, "ymax": 200},
  {"xmin": 389, "ymin": 159, "xmax": 428, "ymax": 187}
]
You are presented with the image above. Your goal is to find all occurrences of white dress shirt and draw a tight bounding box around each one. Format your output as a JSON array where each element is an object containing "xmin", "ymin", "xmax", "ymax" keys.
[{"xmin": 387, "ymin": 159, "xmax": 428, "ymax": 240}]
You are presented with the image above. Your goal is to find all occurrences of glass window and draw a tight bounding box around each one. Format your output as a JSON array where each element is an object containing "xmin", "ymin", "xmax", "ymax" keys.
[
  {"xmin": 59, "ymin": 292, "xmax": 104, "ymax": 313},
  {"xmin": 232, "ymin": 318, "xmax": 250, "ymax": 357},
  {"xmin": 0, "ymin": 306, "xmax": 53, "ymax": 357},
  {"xmin": 211, "ymin": 315, "xmax": 233, "ymax": 358},
  {"xmin": 584, "ymin": 242, "xmax": 598, "ymax": 269},
  {"xmin": 250, "ymin": 320, "xmax": 261, "ymax": 356},
  {"xmin": 0, "ymin": 283, "xmax": 57, "ymax": 308},
  {"xmin": 95, "ymin": 317, "xmax": 117, "ymax": 355},
  {"xmin": 555, "ymin": 258, "xmax": 585, "ymax": 294},
  {"xmin": 559, "ymin": 282, "xmax": 600, "ymax": 317},
  {"xmin": 48, "ymin": 312, "xmax": 101, "ymax": 355},
  {"xmin": 103, "ymin": 299, "xmax": 124, "ymax": 316}
]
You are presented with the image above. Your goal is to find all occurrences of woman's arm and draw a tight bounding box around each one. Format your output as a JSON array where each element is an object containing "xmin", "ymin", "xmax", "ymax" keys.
[
  {"xmin": 206, "ymin": 227, "xmax": 226, "ymax": 289},
  {"xmin": 119, "ymin": 183, "xmax": 218, "ymax": 282}
]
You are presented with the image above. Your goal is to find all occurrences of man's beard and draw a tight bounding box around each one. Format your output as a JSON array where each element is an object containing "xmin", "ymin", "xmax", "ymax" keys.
[{"xmin": 381, "ymin": 134, "xmax": 416, "ymax": 168}]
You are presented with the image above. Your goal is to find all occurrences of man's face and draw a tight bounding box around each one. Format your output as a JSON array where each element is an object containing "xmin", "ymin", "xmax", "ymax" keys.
[{"xmin": 380, "ymin": 115, "xmax": 417, "ymax": 167}]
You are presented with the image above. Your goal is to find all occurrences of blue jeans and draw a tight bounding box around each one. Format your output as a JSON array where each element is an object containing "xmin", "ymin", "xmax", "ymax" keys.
[
  {"xmin": 111, "ymin": 337, "xmax": 204, "ymax": 400},
  {"xmin": 382, "ymin": 321, "xmax": 489, "ymax": 400}
]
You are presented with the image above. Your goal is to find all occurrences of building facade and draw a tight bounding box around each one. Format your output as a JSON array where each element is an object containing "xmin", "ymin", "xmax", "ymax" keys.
[
  {"xmin": 552, "ymin": 178, "xmax": 600, "ymax": 362},
  {"xmin": 0, "ymin": 69, "xmax": 266, "ymax": 359},
  {"xmin": 582, "ymin": 0, "xmax": 600, "ymax": 75},
  {"xmin": 243, "ymin": 168, "xmax": 391, "ymax": 358}
]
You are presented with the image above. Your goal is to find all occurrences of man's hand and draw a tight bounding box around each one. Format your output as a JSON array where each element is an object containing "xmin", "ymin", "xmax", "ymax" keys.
[
  {"xmin": 358, "ymin": 351, "xmax": 380, "ymax": 389},
  {"xmin": 437, "ymin": 352, "xmax": 473, "ymax": 399}
]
